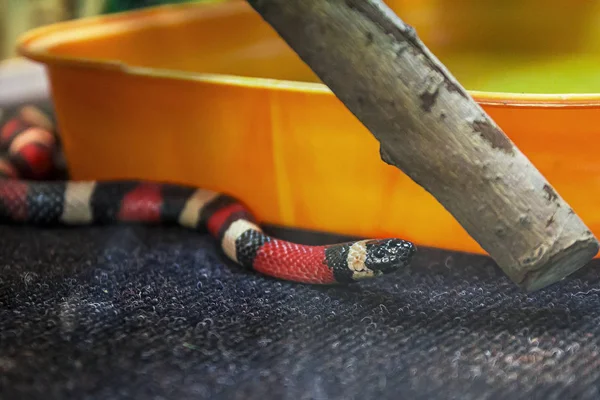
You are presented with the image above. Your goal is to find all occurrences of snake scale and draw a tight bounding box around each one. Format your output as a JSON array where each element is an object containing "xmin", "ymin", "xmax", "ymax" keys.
[{"xmin": 0, "ymin": 105, "xmax": 416, "ymax": 284}]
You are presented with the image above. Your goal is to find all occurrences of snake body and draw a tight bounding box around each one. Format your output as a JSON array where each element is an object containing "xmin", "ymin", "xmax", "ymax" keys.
[{"xmin": 0, "ymin": 105, "xmax": 416, "ymax": 284}]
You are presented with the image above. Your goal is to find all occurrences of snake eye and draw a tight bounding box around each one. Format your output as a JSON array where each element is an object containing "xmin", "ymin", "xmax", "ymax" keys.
[{"xmin": 373, "ymin": 246, "xmax": 387, "ymax": 259}]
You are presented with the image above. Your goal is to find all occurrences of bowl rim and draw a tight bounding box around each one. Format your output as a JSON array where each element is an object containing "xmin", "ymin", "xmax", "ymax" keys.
[{"xmin": 16, "ymin": 0, "xmax": 600, "ymax": 109}]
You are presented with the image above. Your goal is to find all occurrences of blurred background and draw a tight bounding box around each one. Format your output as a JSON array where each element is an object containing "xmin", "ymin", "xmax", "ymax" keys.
[
  {"xmin": 0, "ymin": 0, "xmax": 200, "ymax": 61},
  {"xmin": 0, "ymin": 0, "xmax": 210, "ymax": 107}
]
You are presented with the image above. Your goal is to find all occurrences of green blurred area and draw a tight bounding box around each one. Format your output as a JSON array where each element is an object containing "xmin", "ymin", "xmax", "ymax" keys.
[
  {"xmin": 441, "ymin": 52, "xmax": 600, "ymax": 94},
  {"xmin": 102, "ymin": 0, "xmax": 201, "ymax": 14}
]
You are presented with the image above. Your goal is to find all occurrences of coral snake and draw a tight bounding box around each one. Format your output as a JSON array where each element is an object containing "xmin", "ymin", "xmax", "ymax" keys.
[{"xmin": 0, "ymin": 105, "xmax": 416, "ymax": 284}]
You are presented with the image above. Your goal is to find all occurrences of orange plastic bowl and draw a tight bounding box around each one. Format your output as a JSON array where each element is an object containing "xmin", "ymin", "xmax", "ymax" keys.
[{"xmin": 16, "ymin": 0, "xmax": 600, "ymax": 256}]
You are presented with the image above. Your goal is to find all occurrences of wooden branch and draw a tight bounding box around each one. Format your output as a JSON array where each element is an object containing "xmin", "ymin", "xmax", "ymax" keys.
[{"xmin": 245, "ymin": 0, "xmax": 599, "ymax": 291}]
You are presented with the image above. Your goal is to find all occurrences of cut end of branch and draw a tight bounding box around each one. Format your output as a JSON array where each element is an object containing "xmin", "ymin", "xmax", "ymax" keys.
[{"xmin": 518, "ymin": 236, "xmax": 600, "ymax": 292}]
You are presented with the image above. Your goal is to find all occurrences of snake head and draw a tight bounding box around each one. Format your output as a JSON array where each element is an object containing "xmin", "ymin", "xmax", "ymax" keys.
[
  {"xmin": 363, "ymin": 238, "xmax": 416, "ymax": 276},
  {"xmin": 328, "ymin": 238, "xmax": 416, "ymax": 282}
]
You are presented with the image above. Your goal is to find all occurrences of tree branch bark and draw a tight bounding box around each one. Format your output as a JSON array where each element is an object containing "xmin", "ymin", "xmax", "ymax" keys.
[{"xmin": 245, "ymin": 0, "xmax": 599, "ymax": 291}]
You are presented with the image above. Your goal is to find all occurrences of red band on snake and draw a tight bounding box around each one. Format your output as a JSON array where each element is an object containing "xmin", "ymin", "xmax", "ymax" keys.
[{"xmin": 0, "ymin": 105, "xmax": 416, "ymax": 284}]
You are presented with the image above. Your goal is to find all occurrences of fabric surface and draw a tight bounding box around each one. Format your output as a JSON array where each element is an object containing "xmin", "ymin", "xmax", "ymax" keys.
[
  {"xmin": 2, "ymin": 224, "xmax": 600, "ymax": 400},
  {"xmin": 3, "ymin": 103, "xmax": 600, "ymax": 399}
]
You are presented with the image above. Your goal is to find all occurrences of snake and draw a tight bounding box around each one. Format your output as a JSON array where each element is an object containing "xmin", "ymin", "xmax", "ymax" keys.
[{"xmin": 0, "ymin": 105, "xmax": 416, "ymax": 284}]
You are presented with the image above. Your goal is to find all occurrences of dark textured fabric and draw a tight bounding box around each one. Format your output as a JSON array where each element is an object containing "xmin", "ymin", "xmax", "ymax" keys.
[{"xmin": 2, "ymin": 224, "xmax": 600, "ymax": 399}]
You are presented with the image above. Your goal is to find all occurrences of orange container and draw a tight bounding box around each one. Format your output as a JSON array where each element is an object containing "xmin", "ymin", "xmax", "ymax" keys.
[{"xmin": 15, "ymin": 0, "xmax": 600, "ymax": 256}]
